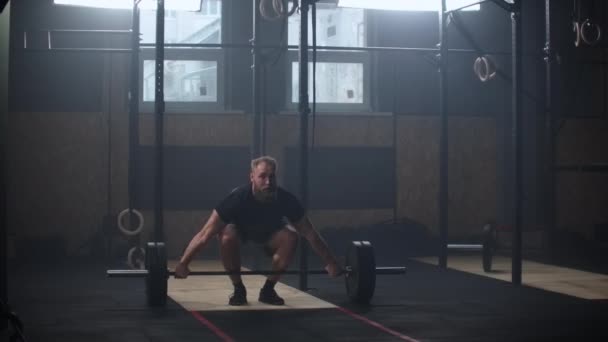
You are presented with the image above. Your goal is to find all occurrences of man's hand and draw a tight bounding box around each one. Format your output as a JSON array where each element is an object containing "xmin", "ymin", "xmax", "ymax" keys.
[
  {"xmin": 174, "ymin": 262, "xmax": 190, "ymax": 279},
  {"xmin": 325, "ymin": 261, "xmax": 343, "ymax": 278}
]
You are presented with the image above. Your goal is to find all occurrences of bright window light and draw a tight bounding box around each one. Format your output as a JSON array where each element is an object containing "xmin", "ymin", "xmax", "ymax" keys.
[
  {"xmin": 54, "ymin": 0, "xmax": 202, "ymax": 11},
  {"xmin": 338, "ymin": 0, "xmax": 480, "ymax": 12}
]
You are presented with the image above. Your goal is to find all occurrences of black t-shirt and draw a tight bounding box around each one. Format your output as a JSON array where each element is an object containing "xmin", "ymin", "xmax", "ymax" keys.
[{"xmin": 215, "ymin": 184, "xmax": 305, "ymax": 233}]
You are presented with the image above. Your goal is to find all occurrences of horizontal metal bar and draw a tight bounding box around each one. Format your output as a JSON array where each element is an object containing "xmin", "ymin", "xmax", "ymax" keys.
[
  {"xmin": 141, "ymin": 42, "xmax": 445, "ymax": 53},
  {"xmin": 220, "ymin": 266, "xmax": 406, "ymax": 276},
  {"xmin": 139, "ymin": 42, "xmax": 518, "ymax": 55},
  {"xmin": 487, "ymin": 0, "xmax": 515, "ymax": 13},
  {"xmin": 20, "ymin": 47, "xmax": 134, "ymax": 53},
  {"xmin": 24, "ymin": 29, "xmax": 133, "ymax": 35},
  {"xmin": 444, "ymin": 0, "xmax": 489, "ymax": 15},
  {"xmin": 555, "ymin": 163, "xmax": 608, "ymax": 173},
  {"xmin": 140, "ymin": 42, "xmax": 446, "ymax": 52},
  {"xmin": 107, "ymin": 269, "xmax": 149, "ymax": 277},
  {"xmin": 185, "ymin": 270, "xmax": 337, "ymax": 276},
  {"xmin": 140, "ymin": 42, "xmax": 232, "ymax": 48},
  {"xmin": 447, "ymin": 244, "xmax": 484, "ymax": 250},
  {"xmin": 18, "ymin": 41, "xmax": 539, "ymax": 57},
  {"xmin": 49, "ymin": 29, "xmax": 134, "ymax": 34},
  {"xmin": 374, "ymin": 267, "xmax": 407, "ymax": 275},
  {"xmin": 106, "ymin": 266, "xmax": 407, "ymax": 278}
]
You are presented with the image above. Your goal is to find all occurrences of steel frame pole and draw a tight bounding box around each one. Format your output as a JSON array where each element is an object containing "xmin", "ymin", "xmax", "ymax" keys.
[
  {"xmin": 153, "ymin": 0, "xmax": 165, "ymax": 243},
  {"xmin": 438, "ymin": 0, "xmax": 449, "ymax": 269},
  {"xmin": 298, "ymin": 0, "xmax": 311, "ymax": 291}
]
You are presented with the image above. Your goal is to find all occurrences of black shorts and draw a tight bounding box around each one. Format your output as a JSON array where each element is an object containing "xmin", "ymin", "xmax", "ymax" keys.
[
  {"xmin": 234, "ymin": 224, "xmax": 283, "ymax": 245},
  {"xmin": 226, "ymin": 220, "xmax": 296, "ymax": 255},
  {"xmin": 223, "ymin": 223, "xmax": 278, "ymax": 257},
  {"xmin": 228, "ymin": 216, "xmax": 291, "ymax": 243}
]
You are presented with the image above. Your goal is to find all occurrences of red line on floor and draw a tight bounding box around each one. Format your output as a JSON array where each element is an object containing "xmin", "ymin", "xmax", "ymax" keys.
[
  {"xmin": 190, "ymin": 310, "xmax": 235, "ymax": 342},
  {"xmin": 336, "ymin": 306, "xmax": 421, "ymax": 342}
]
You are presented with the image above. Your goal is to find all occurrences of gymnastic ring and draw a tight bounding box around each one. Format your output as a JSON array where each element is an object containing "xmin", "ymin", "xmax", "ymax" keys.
[
  {"xmin": 474, "ymin": 56, "xmax": 487, "ymax": 82},
  {"xmin": 117, "ymin": 208, "xmax": 144, "ymax": 236},
  {"xmin": 127, "ymin": 246, "xmax": 146, "ymax": 270},
  {"xmin": 473, "ymin": 55, "xmax": 496, "ymax": 82},
  {"xmin": 473, "ymin": 57, "xmax": 483, "ymax": 80},
  {"xmin": 484, "ymin": 56, "xmax": 497, "ymax": 81},
  {"xmin": 581, "ymin": 19, "xmax": 601, "ymax": 46},
  {"xmin": 573, "ymin": 21, "xmax": 582, "ymax": 47}
]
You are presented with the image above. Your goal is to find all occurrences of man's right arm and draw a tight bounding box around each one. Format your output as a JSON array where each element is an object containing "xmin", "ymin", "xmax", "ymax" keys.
[{"xmin": 175, "ymin": 210, "xmax": 226, "ymax": 277}]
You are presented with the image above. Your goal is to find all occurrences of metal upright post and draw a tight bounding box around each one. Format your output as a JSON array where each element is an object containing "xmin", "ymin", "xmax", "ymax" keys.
[
  {"xmin": 543, "ymin": 0, "xmax": 556, "ymax": 259},
  {"xmin": 0, "ymin": 0, "xmax": 9, "ymax": 322},
  {"xmin": 154, "ymin": 0, "xmax": 165, "ymax": 243},
  {"xmin": 298, "ymin": 1, "xmax": 310, "ymax": 291},
  {"xmin": 251, "ymin": 0, "xmax": 262, "ymax": 158},
  {"xmin": 438, "ymin": 0, "xmax": 449, "ymax": 269},
  {"xmin": 129, "ymin": 0, "xmax": 141, "ymax": 217},
  {"xmin": 511, "ymin": 0, "xmax": 523, "ymax": 285}
]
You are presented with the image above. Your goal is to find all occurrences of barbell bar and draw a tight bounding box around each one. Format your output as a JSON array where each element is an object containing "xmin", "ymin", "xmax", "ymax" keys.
[
  {"xmin": 446, "ymin": 222, "xmax": 496, "ymax": 272},
  {"xmin": 447, "ymin": 242, "xmax": 493, "ymax": 272},
  {"xmin": 106, "ymin": 240, "xmax": 407, "ymax": 307},
  {"xmin": 107, "ymin": 266, "xmax": 406, "ymax": 277},
  {"xmin": 447, "ymin": 244, "xmax": 485, "ymax": 250}
]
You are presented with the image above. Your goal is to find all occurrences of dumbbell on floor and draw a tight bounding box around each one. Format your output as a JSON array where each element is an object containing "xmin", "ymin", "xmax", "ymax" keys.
[{"xmin": 446, "ymin": 222, "xmax": 496, "ymax": 272}]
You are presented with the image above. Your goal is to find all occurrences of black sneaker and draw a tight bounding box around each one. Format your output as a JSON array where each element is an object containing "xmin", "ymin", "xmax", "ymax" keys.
[
  {"xmin": 229, "ymin": 286, "xmax": 247, "ymax": 306},
  {"xmin": 258, "ymin": 287, "xmax": 285, "ymax": 305}
]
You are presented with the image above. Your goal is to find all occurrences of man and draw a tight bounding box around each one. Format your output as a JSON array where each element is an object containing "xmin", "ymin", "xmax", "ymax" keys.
[{"xmin": 175, "ymin": 156, "xmax": 342, "ymax": 306}]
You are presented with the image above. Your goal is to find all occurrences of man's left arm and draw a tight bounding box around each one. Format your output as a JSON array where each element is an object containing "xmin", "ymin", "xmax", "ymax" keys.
[{"xmin": 292, "ymin": 216, "xmax": 342, "ymax": 277}]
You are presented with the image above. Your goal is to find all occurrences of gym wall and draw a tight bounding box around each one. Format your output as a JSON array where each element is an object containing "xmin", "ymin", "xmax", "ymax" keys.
[{"xmin": 5, "ymin": 0, "xmax": 607, "ymax": 259}]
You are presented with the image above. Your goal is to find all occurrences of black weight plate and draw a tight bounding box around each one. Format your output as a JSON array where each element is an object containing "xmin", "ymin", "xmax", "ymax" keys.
[
  {"xmin": 482, "ymin": 222, "xmax": 495, "ymax": 272},
  {"xmin": 146, "ymin": 242, "xmax": 168, "ymax": 306},
  {"xmin": 345, "ymin": 241, "xmax": 376, "ymax": 304},
  {"xmin": 482, "ymin": 240, "xmax": 492, "ymax": 272}
]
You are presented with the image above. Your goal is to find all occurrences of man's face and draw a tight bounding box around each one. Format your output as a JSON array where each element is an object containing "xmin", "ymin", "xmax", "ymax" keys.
[{"xmin": 250, "ymin": 162, "xmax": 277, "ymax": 202}]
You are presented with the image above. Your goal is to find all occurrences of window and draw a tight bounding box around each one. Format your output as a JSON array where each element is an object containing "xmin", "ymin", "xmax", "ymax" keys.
[
  {"xmin": 139, "ymin": 0, "xmax": 223, "ymax": 113},
  {"xmin": 338, "ymin": 0, "xmax": 480, "ymax": 12},
  {"xmin": 143, "ymin": 60, "xmax": 218, "ymax": 102},
  {"xmin": 287, "ymin": 4, "xmax": 369, "ymax": 112},
  {"xmin": 291, "ymin": 61, "xmax": 364, "ymax": 104}
]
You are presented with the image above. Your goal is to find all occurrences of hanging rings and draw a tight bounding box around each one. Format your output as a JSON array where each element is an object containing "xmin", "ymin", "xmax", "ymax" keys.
[
  {"xmin": 259, "ymin": 0, "xmax": 298, "ymax": 21},
  {"xmin": 473, "ymin": 55, "xmax": 497, "ymax": 82},
  {"xmin": 580, "ymin": 19, "xmax": 602, "ymax": 45},
  {"xmin": 573, "ymin": 19, "xmax": 602, "ymax": 47},
  {"xmin": 117, "ymin": 208, "xmax": 145, "ymax": 236},
  {"xmin": 127, "ymin": 246, "xmax": 146, "ymax": 269}
]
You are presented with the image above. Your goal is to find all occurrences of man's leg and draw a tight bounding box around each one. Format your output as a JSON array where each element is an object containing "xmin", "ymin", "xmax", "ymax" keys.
[
  {"xmin": 258, "ymin": 225, "xmax": 298, "ymax": 305},
  {"xmin": 218, "ymin": 224, "xmax": 247, "ymax": 305},
  {"xmin": 267, "ymin": 225, "xmax": 299, "ymax": 282}
]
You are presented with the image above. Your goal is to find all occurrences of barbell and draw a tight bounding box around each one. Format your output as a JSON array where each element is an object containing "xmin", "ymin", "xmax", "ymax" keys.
[
  {"xmin": 106, "ymin": 240, "xmax": 407, "ymax": 306},
  {"xmin": 446, "ymin": 222, "xmax": 496, "ymax": 272},
  {"xmin": 447, "ymin": 242, "xmax": 493, "ymax": 272}
]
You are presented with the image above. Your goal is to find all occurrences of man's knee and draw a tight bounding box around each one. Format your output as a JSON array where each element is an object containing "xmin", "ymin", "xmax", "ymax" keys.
[
  {"xmin": 283, "ymin": 228, "xmax": 299, "ymax": 247},
  {"xmin": 275, "ymin": 227, "xmax": 299, "ymax": 251}
]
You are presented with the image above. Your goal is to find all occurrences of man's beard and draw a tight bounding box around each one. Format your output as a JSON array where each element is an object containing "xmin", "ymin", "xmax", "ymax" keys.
[{"xmin": 254, "ymin": 187, "xmax": 277, "ymax": 202}]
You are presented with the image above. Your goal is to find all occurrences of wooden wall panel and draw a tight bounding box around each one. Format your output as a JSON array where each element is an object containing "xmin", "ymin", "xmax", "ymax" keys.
[
  {"xmin": 7, "ymin": 112, "xmax": 109, "ymax": 255},
  {"xmin": 556, "ymin": 119, "xmax": 608, "ymax": 238},
  {"xmin": 395, "ymin": 116, "xmax": 497, "ymax": 237},
  {"xmin": 139, "ymin": 114, "xmax": 251, "ymax": 146}
]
